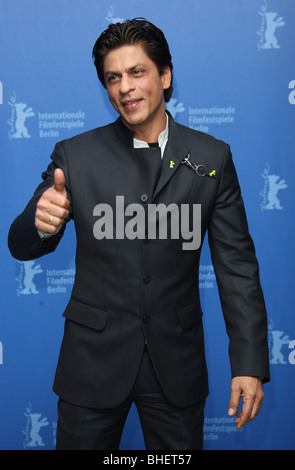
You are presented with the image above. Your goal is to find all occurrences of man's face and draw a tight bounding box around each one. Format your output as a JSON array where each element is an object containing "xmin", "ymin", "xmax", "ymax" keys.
[{"xmin": 103, "ymin": 44, "xmax": 171, "ymax": 139}]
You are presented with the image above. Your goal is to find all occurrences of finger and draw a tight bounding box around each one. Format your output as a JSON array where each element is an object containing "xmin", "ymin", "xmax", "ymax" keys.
[
  {"xmin": 36, "ymin": 196, "xmax": 69, "ymax": 219},
  {"xmin": 54, "ymin": 168, "xmax": 66, "ymax": 194},
  {"xmin": 234, "ymin": 386, "xmax": 263, "ymax": 430},
  {"xmin": 248, "ymin": 385, "xmax": 264, "ymax": 421},
  {"xmin": 35, "ymin": 215, "xmax": 62, "ymax": 234},
  {"xmin": 36, "ymin": 206, "xmax": 69, "ymax": 226},
  {"xmin": 37, "ymin": 186, "xmax": 70, "ymax": 211},
  {"xmin": 35, "ymin": 205, "xmax": 69, "ymax": 233},
  {"xmin": 235, "ymin": 399, "xmax": 254, "ymax": 430}
]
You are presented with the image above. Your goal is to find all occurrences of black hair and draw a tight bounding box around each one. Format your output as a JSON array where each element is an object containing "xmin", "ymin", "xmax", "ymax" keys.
[{"xmin": 92, "ymin": 18, "xmax": 173, "ymax": 102}]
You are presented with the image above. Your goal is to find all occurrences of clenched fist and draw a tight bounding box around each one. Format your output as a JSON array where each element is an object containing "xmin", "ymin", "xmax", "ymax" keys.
[{"xmin": 35, "ymin": 169, "xmax": 70, "ymax": 234}]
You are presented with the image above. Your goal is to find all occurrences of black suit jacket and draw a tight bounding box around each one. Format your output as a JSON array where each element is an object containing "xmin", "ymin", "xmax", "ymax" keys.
[{"xmin": 8, "ymin": 114, "xmax": 270, "ymax": 408}]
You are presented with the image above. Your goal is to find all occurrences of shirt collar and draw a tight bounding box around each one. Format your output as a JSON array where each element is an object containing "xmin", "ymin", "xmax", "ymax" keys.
[{"xmin": 133, "ymin": 113, "xmax": 169, "ymax": 158}]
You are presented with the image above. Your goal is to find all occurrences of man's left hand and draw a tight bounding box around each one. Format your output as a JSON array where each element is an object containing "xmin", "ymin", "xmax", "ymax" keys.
[{"xmin": 228, "ymin": 376, "xmax": 264, "ymax": 430}]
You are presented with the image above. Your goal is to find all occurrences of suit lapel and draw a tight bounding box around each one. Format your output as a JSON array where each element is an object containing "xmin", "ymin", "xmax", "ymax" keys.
[{"xmin": 153, "ymin": 115, "xmax": 189, "ymax": 201}]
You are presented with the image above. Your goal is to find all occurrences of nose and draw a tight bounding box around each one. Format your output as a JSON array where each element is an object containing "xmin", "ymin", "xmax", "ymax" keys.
[{"xmin": 119, "ymin": 74, "xmax": 135, "ymax": 94}]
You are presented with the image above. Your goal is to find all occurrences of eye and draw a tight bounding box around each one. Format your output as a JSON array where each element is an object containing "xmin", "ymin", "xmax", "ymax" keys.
[
  {"xmin": 107, "ymin": 74, "xmax": 119, "ymax": 84},
  {"xmin": 133, "ymin": 69, "xmax": 144, "ymax": 76}
]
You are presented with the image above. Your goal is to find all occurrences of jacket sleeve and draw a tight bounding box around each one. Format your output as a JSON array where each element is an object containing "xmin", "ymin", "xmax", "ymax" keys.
[
  {"xmin": 8, "ymin": 142, "xmax": 72, "ymax": 261},
  {"xmin": 208, "ymin": 145, "xmax": 270, "ymax": 382}
]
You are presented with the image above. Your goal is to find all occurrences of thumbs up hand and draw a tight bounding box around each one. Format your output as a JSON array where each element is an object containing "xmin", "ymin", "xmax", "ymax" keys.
[{"xmin": 35, "ymin": 169, "xmax": 70, "ymax": 234}]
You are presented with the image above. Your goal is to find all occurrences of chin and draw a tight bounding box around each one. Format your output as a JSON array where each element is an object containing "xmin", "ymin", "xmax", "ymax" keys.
[{"xmin": 123, "ymin": 114, "xmax": 146, "ymax": 127}]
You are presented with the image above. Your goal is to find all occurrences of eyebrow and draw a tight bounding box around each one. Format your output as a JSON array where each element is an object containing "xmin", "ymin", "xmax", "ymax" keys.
[{"xmin": 104, "ymin": 62, "xmax": 147, "ymax": 76}]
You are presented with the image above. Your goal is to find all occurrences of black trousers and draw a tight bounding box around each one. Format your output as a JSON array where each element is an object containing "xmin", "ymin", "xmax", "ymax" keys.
[{"xmin": 56, "ymin": 346, "xmax": 205, "ymax": 450}]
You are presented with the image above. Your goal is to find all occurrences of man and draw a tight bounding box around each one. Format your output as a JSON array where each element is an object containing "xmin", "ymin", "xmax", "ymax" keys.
[{"xmin": 8, "ymin": 19, "xmax": 270, "ymax": 450}]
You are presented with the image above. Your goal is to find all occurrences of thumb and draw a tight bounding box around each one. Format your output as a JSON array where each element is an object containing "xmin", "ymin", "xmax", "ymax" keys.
[
  {"xmin": 228, "ymin": 380, "xmax": 242, "ymax": 416},
  {"xmin": 54, "ymin": 168, "xmax": 66, "ymax": 193}
]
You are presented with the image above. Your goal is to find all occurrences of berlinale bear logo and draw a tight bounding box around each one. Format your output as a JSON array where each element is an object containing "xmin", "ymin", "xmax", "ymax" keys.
[
  {"xmin": 257, "ymin": 2, "xmax": 285, "ymax": 51},
  {"xmin": 260, "ymin": 164, "xmax": 287, "ymax": 211},
  {"xmin": 7, "ymin": 91, "xmax": 35, "ymax": 140}
]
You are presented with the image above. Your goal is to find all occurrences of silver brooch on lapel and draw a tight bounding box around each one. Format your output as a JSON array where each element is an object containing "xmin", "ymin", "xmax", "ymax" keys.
[{"xmin": 181, "ymin": 154, "xmax": 216, "ymax": 178}]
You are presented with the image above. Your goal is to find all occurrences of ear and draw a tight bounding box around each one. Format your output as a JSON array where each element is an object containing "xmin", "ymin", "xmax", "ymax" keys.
[{"xmin": 161, "ymin": 66, "xmax": 172, "ymax": 90}]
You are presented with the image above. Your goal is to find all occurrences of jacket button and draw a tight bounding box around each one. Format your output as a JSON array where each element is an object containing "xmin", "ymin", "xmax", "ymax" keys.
[
  {"xmin": 142, "ymin": 314, "xmax": 150, "ymax": 323},
  {"xmin": 143, "ymin": 275, "xmax": 151, "ymax": 284},
  {"xmin": 140, "ymin": 194, "xmax": 148, "ymax": 203}
]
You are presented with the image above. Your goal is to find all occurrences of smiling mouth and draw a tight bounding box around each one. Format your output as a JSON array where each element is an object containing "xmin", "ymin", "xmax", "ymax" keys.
[{"xmin": 121, "ymin": 99, "xmax": 143, "ymax": 110}]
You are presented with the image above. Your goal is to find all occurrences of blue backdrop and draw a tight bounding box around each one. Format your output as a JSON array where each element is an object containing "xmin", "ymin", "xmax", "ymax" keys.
[{"xmin": 1, "ymin": 0, "xmax": 294, "ymax": 450}]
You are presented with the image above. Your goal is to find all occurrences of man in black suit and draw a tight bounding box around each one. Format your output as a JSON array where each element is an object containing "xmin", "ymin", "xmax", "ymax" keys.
[{"xmin": 8, "ymin": 19, "xmax": 269, "ymax": 450}]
